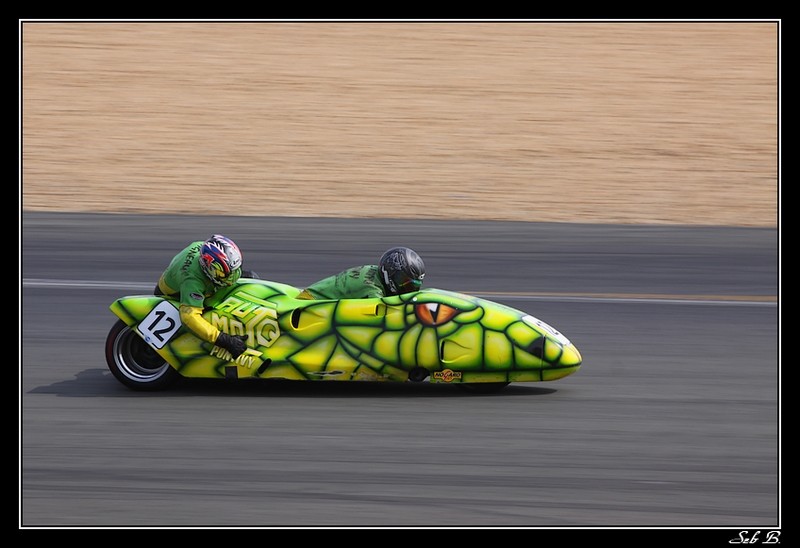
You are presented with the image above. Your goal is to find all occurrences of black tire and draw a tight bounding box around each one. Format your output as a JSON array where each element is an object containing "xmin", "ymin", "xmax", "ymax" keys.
[
  {"xmin": 407, "ymin": 367, "xmax": 430, "ymax": 383},
  {"xmin": 105, "ymin": 319, "xmax": 179, "ymax": 391},
  {"xmin": 456, "ymin": 382, "xmax": 510, "ymax": 394}
]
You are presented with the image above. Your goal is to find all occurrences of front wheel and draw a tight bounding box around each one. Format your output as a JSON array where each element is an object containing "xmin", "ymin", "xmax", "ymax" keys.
[{"xmin": 105, "ymin": 320, "xmax": 179, "ymax": 391}]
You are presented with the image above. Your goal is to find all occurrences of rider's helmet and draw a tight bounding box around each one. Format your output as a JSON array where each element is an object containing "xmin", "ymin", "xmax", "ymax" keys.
[
  {"xmin": 199, "ymin": 234, "xmax": 243, "ymax": 287},
  {"xmin": 379, "ymin": 246, "xmax": 426, "ymax": 295}
]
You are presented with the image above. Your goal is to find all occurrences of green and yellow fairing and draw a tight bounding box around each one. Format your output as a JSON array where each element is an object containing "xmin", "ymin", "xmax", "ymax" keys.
[{"xmin": 109, "ymin": 280, "xmax": 582, "ymax": 385}]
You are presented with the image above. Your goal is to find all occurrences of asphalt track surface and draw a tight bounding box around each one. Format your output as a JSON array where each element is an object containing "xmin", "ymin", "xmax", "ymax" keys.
[{"xmin": 20, "ymin": 212, "xmax": 779, "ymax": 529}]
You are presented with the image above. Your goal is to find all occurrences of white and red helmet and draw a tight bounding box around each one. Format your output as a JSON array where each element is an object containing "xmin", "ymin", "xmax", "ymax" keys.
[{"xmin": 199, "ymin": 234, "xmax": 243, "ymax": 286}]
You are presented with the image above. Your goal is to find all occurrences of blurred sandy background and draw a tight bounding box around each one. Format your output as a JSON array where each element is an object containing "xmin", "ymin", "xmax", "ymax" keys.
[{"xmin": 21, "ymin": 22, "xmax": 778, "ymax": 226}]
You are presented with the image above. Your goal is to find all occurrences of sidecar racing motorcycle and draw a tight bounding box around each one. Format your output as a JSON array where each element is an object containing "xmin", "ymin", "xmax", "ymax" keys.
[{"xmin": 105, "ymin": 278, "xmax": 582, "ymax": 393}]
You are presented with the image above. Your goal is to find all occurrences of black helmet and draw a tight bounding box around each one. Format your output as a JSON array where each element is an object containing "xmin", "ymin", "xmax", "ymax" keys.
[{"xmin": 379, "ymin": 247, "xmax": 425, "ymax": 295}]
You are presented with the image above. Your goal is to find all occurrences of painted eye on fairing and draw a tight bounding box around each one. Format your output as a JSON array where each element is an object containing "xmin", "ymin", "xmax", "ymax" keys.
[{"xmin": 415, "ymin": 303, "xmax": 459, "ymax": 326}]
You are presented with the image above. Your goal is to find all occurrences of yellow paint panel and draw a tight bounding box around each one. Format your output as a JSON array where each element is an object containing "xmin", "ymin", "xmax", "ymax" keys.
[
  {"xmin": 327, "ymin": 347, "xmax": 361, "ymax": 376},
  {"xmin": 286, "ymin": 303, "xmax": 335, "ymax": 340},
  {"xmin": 416, "ymin": 327, "xmax": 440, "ymax": 368},
  {"xmin": 454, "ymin": 306, "xmax": 484, "ymax": 324},
  {"xmin": 357, "ymin": 351, "xmax": 384, "ymax": 370},
  {"xmin": 259, "ymin": 364, "xmax": 307, "ymax": 380},
  {"xmin": 480, "ymin": 306, "xmax": 519, "ymax": 331},
  {"xmin": 171, "ymin": 333, "xmax": 210, "ymax": 357},
  {"xmin": 446, "ymin": 323, "xmax": 483, "ymax": 353},
  {"xmin": 352, "ymin": 366, "xmax": 393, "ymax": 381},
  {"xmin": 513, "ymin": 345, "xmax": 545, "ymax": 369},
  {"xmin": 506, "ymin": 321, "xmax": 542, "ymax": 349},
  {"xmin": 374, "ymin": 330, "xmax": 402, "ymax": 363},
  {"xmin": 384, "ymin": 306, "xmax": 407, "ymax": 330},
  {"xmin": 544, "ymin": 339, "xmax": 563, "ymax": 363},
  {"xmin": 461, "ymin": 371, "xmax": 509, "ymax": 383},
  {"xmin": 381, "ymin": 364, "xmax": 410, "ymax": 381},
  {"xmin": 337, "ymin": 326, "xmax": 383, "ymax": 352},
  {"xmin": 440, "ymin": 339, "xmax": 474, "ymax": 365},
  {"xmin": 509, "ymin": 370, "xmax": 543, "ymax": 382},
  {"xmin": 290, "ymin": 334, "xmax": 337, "ymax": 370},
  {"xmin": 485, "ymin": 330, "xmax": 512, "ymax": 369},
  {"xmin": 542, "ymin": 365, "xmax": 580, "ymax": 381},
  {"xmin": 335, "ymin": 300, "xmax": 386, "ymax": 327},
  {"xmin": 263, "ymin": 336, "xmax": 304, "ymax": 361},
  {"xmin": 440, "ymin": 324, "xmax": 484, "ymax": 370},
  {"xmin": 433, "ymin": 320, "xmax": 461, "ymax": 338},
  {"xmin": 399, "ymin": 323, "xmax": 423, "ymax": 365},
  {"xmin": 179, "ymin": 355, "xmax": 225, "ymax": 378},
  {"xmin": 560, "ymin": 344, "xmax": 583, "ymax": 366}
]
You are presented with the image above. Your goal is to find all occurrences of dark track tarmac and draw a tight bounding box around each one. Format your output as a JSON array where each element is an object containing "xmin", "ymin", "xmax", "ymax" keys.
[{"xmin": 20, "ymin": 213, "xmax": 779, "ymax": 528}]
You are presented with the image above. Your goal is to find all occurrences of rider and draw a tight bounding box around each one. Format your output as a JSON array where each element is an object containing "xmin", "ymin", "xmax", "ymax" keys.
[
  {"xmin": 297, "ymin": 246, "xmax": 426, "ymax": 300},
  {"xmin": 154, "ymin": 234, "xmax": 249, "ymax": 359}
]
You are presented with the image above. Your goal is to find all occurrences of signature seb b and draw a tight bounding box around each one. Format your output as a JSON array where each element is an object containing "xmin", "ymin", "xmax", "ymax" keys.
[{"xmin": 729, "ymin": 531, "xmax": 780, "ymax": 545}]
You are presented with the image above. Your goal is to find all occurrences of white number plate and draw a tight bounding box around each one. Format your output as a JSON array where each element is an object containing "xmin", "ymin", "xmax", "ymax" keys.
[{"xmin": 137, "ymin": 301, "xmax": 182, "ymax": 349}]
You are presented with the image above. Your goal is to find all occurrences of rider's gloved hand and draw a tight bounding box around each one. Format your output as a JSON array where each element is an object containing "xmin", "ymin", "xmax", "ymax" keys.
[{"xmin": 215, "ymin": 333, "xmax": 248, "ymax": 359}]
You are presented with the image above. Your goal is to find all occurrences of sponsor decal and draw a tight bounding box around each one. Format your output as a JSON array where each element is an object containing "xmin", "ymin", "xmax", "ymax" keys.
[
  {"xmin": 210, "ymin": 346, "xmax": 262, "ymax": 368},
  {"xmin": 432, "ymin": 368, "xmax": 462, "ymax": 382},
  {"xmin": 211, "ymin": 293, "xmax": 281, "ymax": 348},
  {"xmin": 190, "ymin": 292, "xmax": 204, "ymax": 301},
  {"xmin": 181, "ymin": 246, "xmax": 199, "ymax": 273}
]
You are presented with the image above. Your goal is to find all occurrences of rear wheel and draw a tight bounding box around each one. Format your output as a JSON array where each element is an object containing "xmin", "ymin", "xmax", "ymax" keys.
[{"xmin": 105, "ymin": 320, "xmax": 179, "ymax": 391}]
